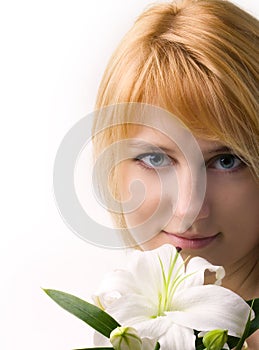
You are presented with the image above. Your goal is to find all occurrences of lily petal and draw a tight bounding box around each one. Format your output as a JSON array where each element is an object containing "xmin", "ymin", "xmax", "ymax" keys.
[
  {"xmin": 136, "ymin": 318, "xmax": 196, "ymax": 350},
  {"xmin": 184, "ymin": 256, "xmax": 225, "ymax": 286},
  {"xmin": 107, "ymin": 294, "xmax": 157, "ymax": 325},
  {"xmin": 92, "ymin": 269, "xmax": 138, "ymax": 309},
  {"xmin": 142, "ymin": 337, "xmax": 159, "ymax": 350},
  {"xmin": 160, "ymin": 324, "xmax": 196, "ymax": 349},
  {"xmin": 134, "ymin": 316, "xmax": 174, "ymax": 339},
  {"xmin": 127, "ymin": 245, "xmax": 185, "ymax": 302},
  {"xmin": 169, "ymin": 285, "xmax": 253, "ymax": 337}
]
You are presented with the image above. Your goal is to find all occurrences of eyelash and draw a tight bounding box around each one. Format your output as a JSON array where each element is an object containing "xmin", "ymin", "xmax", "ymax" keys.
[
  {"xmin": 135, "ymin": 152, "xmax": 173, "ymax": 171},
  {"xmin": 206, "ymin": 154, "xmax": 246, "ymax": 173},
  {"xmin": 134, "ymin": 152, "xmax": 246, "ymax": 173}
]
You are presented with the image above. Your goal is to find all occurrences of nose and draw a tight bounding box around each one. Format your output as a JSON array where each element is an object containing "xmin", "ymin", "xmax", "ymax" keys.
[{"xmin": 165, "ymin": 164, "xmax": 209, "ymax": 233}]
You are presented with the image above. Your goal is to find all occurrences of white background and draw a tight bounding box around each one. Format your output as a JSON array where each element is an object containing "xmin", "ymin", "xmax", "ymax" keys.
[{"xmin": 0, "ymin": 1, "xmax": 258, "ymax": 349}]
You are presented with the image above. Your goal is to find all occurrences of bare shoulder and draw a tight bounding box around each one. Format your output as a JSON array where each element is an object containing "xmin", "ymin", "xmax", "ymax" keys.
[{"xmin": 246, "ymin": 329, "xmax": 259, "ymax": 350}]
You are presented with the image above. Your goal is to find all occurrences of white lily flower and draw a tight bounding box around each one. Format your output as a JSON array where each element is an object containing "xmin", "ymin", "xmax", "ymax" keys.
[{"xmin": 93, "ymin": 244, "xmax": 253, "ymax": 349}]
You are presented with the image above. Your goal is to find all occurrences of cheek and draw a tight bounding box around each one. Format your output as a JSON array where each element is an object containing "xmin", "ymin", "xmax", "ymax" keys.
[
  {"xmin": 120, "ymin": 169, "xmax": 162, "ymax": 227},
  {"xmin": 118, "ymin": 164, "xmax": 178, "ymax": 246},
  {"xmin": 227, "ymin": 185, "xmax": 259, "ymax": 240},
  {"xmin": 208, "ymin": 174, "xmax": 259, "ymax": 246}
]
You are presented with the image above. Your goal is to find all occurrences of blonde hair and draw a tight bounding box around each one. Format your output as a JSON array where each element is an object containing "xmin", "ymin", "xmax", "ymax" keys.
[{"xmin": 92, "ymin": 0, "xmax": 259, "ymax": 237}]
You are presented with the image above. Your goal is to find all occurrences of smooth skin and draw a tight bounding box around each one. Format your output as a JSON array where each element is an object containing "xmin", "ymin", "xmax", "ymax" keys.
[{"xmin": 119, "ymin": 126, "xmax": 259, "ymax": 301}]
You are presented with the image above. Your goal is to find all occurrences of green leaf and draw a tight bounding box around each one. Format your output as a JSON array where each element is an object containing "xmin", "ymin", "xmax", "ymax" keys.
[
  {"xmin": 43, "ymin": 289, "xmax": 120, "ymax": 338},
  {"xmin": 246, "ymin": 298, "xmax": 259, "ymax": 337},
  {"xmin": 226, "ymin": 299, "xmax": 259, "ymax": 349},
  {"xmin": 226, "ymin": 335, "xmax": 239, "ymax": 349},
  {"xmin": 195, "ymin": 343, "xmax": 204, "ymax": 350},
  {"xmin": 235, "ymin": 300, "xmax": 254, "ymax": 350},
  {"xmin": 154, "ymin": 342, "xmax": 160, "ymax": 350},
  {"xmin": 194, "ymin": 330, "xmax": 204, "ymax": 350}
]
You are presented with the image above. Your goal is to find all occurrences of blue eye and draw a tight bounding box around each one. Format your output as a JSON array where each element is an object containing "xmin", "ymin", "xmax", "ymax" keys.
[
  {"xmin": 136, "ymin": 153, "xmax": 172, "ymax": 168},
  {"xmin": 209, "ymin": 154, "xmax": 243, "ymax": 171}
]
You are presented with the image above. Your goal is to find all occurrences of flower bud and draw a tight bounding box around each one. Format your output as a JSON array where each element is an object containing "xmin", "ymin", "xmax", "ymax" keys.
[
  {"xmin": 110, "ymin": 326, "xmax": 142, "ymax": 350},
  {"xmin": 203, "ymin": 329, "xmax": 228, "ymax": 350}
]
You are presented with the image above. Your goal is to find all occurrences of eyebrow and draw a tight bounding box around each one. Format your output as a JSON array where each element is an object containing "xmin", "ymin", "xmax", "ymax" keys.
[
  {"xmin": 207, "ymin": 146, "xmax": 232, "ymax": 154},
  {"xmin": 127, "ymin": 139, "xmax": 176, "ymax": 153},
  {"xmin": 127, "ymin": 140, "xmax": 233, "ymax": 156}
]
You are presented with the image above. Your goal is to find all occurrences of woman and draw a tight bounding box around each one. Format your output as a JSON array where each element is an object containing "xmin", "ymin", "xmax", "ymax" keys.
[{"xmin": 92, "ymin": 0, "xmax": 259, "ymax": 346}]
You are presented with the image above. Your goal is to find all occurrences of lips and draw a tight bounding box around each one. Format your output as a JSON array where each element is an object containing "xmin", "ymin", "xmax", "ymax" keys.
[{"xmin": 162, "ymin": 231, "xmax": 220, "ymax": 249}]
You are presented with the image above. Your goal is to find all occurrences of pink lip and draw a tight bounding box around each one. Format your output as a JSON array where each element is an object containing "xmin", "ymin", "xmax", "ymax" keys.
[{"xmin": 162, "ymin": 231, "xmax": 220, "ymax": 249}]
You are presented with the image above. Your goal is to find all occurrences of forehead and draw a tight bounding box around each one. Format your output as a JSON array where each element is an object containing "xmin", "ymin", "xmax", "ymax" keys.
[{"xmin": 127, "ymin": 124, "xmax": 228, "ymax": 155}]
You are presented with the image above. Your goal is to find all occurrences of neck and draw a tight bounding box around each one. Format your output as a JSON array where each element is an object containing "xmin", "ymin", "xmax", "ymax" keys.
[{"xmin": 205, "ymin": 249, "xmax": 259, "ymax": 300}]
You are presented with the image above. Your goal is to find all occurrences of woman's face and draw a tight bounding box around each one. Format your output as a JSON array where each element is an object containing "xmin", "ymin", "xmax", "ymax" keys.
[{"xmin": 118, "ymin": 125, "xmax": 259, "ymax": 268}]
